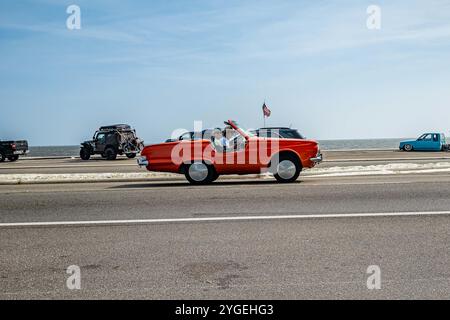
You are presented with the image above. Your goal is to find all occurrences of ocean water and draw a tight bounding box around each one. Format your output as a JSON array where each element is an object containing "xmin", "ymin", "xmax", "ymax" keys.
[
  {"xmin": 29, "ymin": 146, "xmax": 81, "ymax": 157},
  {"xmin": 28, "ymin": 138, "xmax": 406, "ymax": 157},
  {"xmin": 318, "ymin": 138, "xmax": 407, "ymax": 151}
]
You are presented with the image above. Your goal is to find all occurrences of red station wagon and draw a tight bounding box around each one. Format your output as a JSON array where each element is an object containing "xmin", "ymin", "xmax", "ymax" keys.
[{"xmin": 138, "ymin": 120, "xmax": 322, "ymax": 184}]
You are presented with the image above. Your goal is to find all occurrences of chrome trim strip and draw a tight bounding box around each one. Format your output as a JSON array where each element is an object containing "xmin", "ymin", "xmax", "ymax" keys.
[
  {"xmin": 310, "ymin": 153, "xmax": 323, "ymax": 163},
  {"xmin": 137, "ymin": 157, "xmax": 149, "ymax": 167}
]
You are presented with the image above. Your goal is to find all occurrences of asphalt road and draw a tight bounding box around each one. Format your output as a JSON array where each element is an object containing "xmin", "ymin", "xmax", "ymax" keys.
[
  {"xmin": 1, "ymin": 150, "xmax": 450, "ymax": 174},
  {"xmin": 1, "ymin": 173, "xmax": 450, "ymax": 299}
]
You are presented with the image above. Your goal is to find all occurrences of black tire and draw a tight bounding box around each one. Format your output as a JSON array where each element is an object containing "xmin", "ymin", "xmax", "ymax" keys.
[
  {"xmin": 8, "ymin": 155, "xmax": 19, "ymax": 162},
  {"xmin": 126, "ymin": 153, "xmax": 136, "ymax": 159},
  {"xmin": 0, "ymin": 152, "xmax": 6, "ymax": 162},
  {"xmin": 403, "ymin": 144, "xmax": 413, "ymax": 152},
  {"xmin": 80, "ymin": 148, "xmax": 91, "ymax": 160},
  {"xmin": 104, "ymin": 147, "xmax": 117, "ymax": 160},
  {"xmin": 184, "ymin": 162, "xmax": 214, "ymax": 185},
  {"xmin": 211, "ymin": 171, "xmax": 219, "ymax": 182},
  {"xmin": 272, "ymin": 154, "xmax": 302, "ymax": 183}
]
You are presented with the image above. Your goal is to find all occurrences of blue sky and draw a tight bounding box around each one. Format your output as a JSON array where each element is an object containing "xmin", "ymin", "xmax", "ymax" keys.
[{"xmin": 1, "ymin": 0, "xmax": 450, "ymax": 145}]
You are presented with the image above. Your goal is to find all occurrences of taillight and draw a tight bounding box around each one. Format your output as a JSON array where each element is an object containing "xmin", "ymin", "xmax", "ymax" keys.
[{"xmin": 11, "ymin": 143, "xmax": 16, "ymax": 150}]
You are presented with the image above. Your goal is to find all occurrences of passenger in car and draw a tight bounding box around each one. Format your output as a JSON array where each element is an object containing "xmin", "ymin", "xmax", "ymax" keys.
[{"xmin": 223, "ymin": 126, "xmax": 236, "ymax": 151}]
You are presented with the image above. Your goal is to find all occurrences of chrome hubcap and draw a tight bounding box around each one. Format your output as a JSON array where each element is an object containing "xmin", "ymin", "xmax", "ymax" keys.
[
  {"xmin": 277, "ymin": 160, "xmax": 296, "ymax": 180},
  {"xmin": 189, "ymin": 163, "xmax": 209, "ymax": 182}
]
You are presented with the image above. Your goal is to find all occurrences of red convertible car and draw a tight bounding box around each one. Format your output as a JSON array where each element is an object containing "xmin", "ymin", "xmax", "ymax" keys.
[{"xmin": 138, "ymin": 120, "xmax": 322, "ymax": 184}]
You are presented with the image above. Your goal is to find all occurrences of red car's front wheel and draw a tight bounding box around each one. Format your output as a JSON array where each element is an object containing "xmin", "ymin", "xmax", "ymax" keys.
[
  {"xmin": 184, "ymin": 162, "xmax": 215, "ymax": 185},
  {"xmin": 273, "ymin": 154, "xmax": 302, "ymax": 183}
]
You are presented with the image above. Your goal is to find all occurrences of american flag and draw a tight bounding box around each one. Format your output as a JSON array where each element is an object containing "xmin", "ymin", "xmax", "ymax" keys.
[{"xmin": 262, "ymin": 102, "xmax": 271, "ymax": 117}]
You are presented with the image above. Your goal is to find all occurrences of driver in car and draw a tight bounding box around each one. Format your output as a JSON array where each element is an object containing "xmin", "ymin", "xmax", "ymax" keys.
[{"xmin": 212, "ymin": 128, "xmax": 229, "ymax": 152}]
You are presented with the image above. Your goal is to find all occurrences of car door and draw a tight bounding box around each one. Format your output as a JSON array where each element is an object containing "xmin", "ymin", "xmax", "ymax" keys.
[
  {"xmin": 430, "ymin": 134, "xmax": 441, "ymax": 151},
  {"xmin": 414, "ymin": 134, "xmax": 424, "ymax": 150},
  {"xmin": 416, "ymin": 134, "xmax": 433, "ymax": 150},
  {"xmin": 212, "ymin": 134, "xmax": 258, "ymax": 174},
  {"xmin": 423, "ymin": 134, "xmax": 439, "ymax": 151},
  {"xmin": 95, "ymin": 133, "xmax": 106, "ymax": 153}
]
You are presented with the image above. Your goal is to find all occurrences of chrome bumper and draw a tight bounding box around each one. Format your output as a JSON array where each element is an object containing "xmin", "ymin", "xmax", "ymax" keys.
[
  {"xmin": 137, "ymin": 156, "xmax": 149, "ymax": 167},
  {"xmin": 310, "ymin": 153, "xmax": 323, "ymax": 164}
]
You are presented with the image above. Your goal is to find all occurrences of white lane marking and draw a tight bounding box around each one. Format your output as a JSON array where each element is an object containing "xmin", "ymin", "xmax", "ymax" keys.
[
  {"xmin": 1, "ymin": 211, "xmax": 450, "ymax": 228},
  {"xmin": 305, "ymin": 168, "xmax": 450, "ymax": 178}
]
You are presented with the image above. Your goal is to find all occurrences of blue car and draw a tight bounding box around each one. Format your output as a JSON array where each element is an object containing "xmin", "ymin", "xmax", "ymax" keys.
[{"xmin": 400, "ymin": 133, "xmax": 446, "ymax": 152}]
